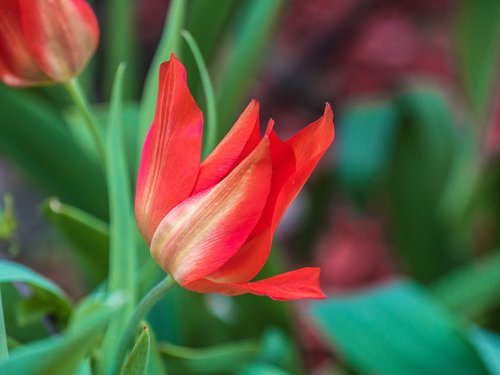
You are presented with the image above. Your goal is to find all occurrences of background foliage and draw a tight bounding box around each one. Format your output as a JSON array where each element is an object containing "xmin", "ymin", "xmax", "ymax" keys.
[{"xmin": 0, "ymin": 0, "xmax": 499, "ymax": 374}]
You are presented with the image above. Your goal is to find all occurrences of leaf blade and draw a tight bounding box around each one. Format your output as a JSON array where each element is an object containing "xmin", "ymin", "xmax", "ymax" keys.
[
  {"xmin": 432, "ymin": 250, "xmax": 500, "ymax": 319},
  {"xmin": 312, "ymin": 280, "xmax": 489, "ymax": 375},
  {"xmin": 99, "ymin": 64, "xmax": 138, "ymax": 375},
  {"xmin": 0, "ymin": 260, "xmax": 69, "ymax": 306},
  {"xmin": 456, "ymin": 0, "xmax": 500, "ymax": 116},
  {"xmin": 41, "ymin": 198, "xmax": 109, "ymax": 286},
  {"xmin": 0, "ymin": 297, "xmax": 118, "ymax": 375},
  {"xmin": 216, "ymin": 0, "xmax": 284, "ymax": 139},
  {"xmin": 0, "ymin": 289, "xmax": 8, "ymax": 359},
  {"xmin": 138, "ymin": 0, "xmax": 186, "ymax": 154},
  {"xmin": 121, "ymin": 326, "xmax": 151, "ymax": 375},
  {"xmin": 181, "ymin": 30, "xmax": 218, "ymax": 158},
  {"xmin": 0, "ymin": 86, "xmax": 108, "ymax": 219}
]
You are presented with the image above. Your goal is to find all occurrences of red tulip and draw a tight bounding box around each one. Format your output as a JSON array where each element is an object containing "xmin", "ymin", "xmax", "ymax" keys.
[
  {"xmin": 135, "ymin": 55, "xmax": 334, "ymax": 301},
  {"xmin": 0, "ymin": 0, "xmax": 99, "ymax": 86}
]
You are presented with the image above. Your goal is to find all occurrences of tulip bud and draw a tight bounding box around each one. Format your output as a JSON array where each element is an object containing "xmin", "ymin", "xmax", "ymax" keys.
[{"xmin": 0, "ymin": 0, "xmax": 99, "ymax": 86}]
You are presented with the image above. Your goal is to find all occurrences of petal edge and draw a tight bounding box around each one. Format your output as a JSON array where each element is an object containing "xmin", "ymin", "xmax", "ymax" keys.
[
  {"xmin": 189, "ymin": 267, "xmax": 326, "ymax": 301},
  {"xmin": 135, "ymin": 55, "xmax": 203, "ymax": 242}
]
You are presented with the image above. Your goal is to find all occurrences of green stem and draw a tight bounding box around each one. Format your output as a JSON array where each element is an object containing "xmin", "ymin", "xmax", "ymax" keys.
[
  {"xmin": 64, "ymin": 78, "xmax": 107, "ymax": 164},
  {"xmin": 108, "ymin": 275, "xmax": 176, "ymax": 375}
]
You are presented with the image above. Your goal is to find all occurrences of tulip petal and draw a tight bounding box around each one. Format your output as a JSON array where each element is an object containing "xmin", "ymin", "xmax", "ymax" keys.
[
  {"xmin": 150, "ymin": 138, "xmax": 272, "ymax": 285},
  {"xmin": 135, "ymin": 56, "xmax": 203, "ymax": 242},
  {"xmin": 0, "ymin": 2, "xmax": 49, "ymax": 86},
  {"xmin": 18, "ymin": 0, "xmax": 99, "ymax": 82},
  {"xmin": 193, "ymin": 100, "xmax": 261, "ymax": 194},
  {"xmin": 273, "ymin": 103, "xmax": 335, "ymax": 228},
  {"xmin": 209, "ymin": 105, "xmax": 334, "ymax": 282},
  {"xmin": 188, "ymin": 267, "xmax": 325, "ymax": 301}
]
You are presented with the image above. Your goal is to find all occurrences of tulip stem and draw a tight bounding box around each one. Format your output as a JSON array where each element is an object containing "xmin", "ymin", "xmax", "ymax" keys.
[
  {"xmin": 108, "ymin": 275, "xmax": 176, "ymax": 375},
  {"xmin": 64, "ymin": 78, "xmax": 107, "ymax": 165}
]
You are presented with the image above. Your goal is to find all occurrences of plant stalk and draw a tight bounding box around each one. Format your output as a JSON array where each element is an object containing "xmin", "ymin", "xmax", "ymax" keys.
[
  {"xmin": 108, "ymin": 275, "xmax": 176, "ymax": 375},
  {"xmin": 64, "ymin": 78, "xmax": 107, "ymax": 165}
]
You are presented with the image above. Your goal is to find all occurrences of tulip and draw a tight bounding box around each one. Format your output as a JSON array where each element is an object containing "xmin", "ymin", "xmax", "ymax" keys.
[
  {"xmin": 135, "ymin": 55, "xmax": 334, "ymax": 300},
  {"xmin": 0, "ymin": 0, "xmax": 99, "ymax": 86}
]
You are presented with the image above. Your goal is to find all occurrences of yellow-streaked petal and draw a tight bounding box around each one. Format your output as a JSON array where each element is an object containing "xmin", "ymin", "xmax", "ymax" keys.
[
  {"xmin": 135, "ymin": 55, "xmax": 203, "ymax": 243},
  {"xmin": 150, "ymin": 137, "xmax": 272, "ymax": 285}
]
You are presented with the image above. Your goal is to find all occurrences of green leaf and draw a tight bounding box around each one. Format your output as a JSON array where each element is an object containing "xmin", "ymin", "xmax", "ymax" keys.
[
  {"xmin": 312, "ymin": 280, "xmax": 489, "ymax": 375},
  {"xmin": 432, "ymin": 250, "xmax": 500, "ymax": 319},
  {"xmin": 107, "ymin": 63, "xmax": 137, "ymax": 301},
  {"xmin": 95, "ymin": 104, "xmax": 141, "ymax": 180},
  {"xmin": 254, "ymin": 328, "xmax": 300, "ymax": 374},
  {"xmin": 181, "ymin": 30, "xmax": 218, "ymax": 158},
  {"xmin": 138, "ymin": 0, "xmax": 186, "ymax": 154},
  {"xmin": 0, "ymin": 289, "xmax": 8, "ymax": 359},
  {"xmin": 470, "ymin": 328, "xmax": 500, "ymax": 375},
  {"xmin": 63, "ymin": 78, "xmax": 107, "ymax": 165},
  {"xmin": 0, "ymin": 297, "xmax": 118, "ymax": 375},
  {"xmin": 104, "ymin": 0, "xmax": 140, "ymax": 99},
  {"xmin": 456, "ymin": 0, "xmax": 500, "ymax": 116},
  {"xmin": 41, "ymin": 198, "xmax": 109, "ymax": 286},
  {"xmin": 68, "ymin": 290, "xmax": 122, "ymax": 332},
  {"xmin": 235, "ymin": 328, "xmax": 302, "ymax": 375},
  {"xmin": 76, "ymin": 360, "xmax": 92, "ymax": 375},
  {"xmin": 238, "ymin": 364, "xmax": 291, "ymax": 375},
  {"xmin": 216, "ymin": 0, "xmax": 284, "ymax": 140},
  {"xmin": 0, "ymin": 260, "xmax": 71, "ymax": 324},
  {"xmin": 183, "ymin": 0, "xmax": 238, "ymax": 94},
  {"xmin": 121, "ymin": 326, "xmax": 151, "ymax": 375},
  {"xmin": 0, "ymin": 194, "xmax": 16, "ymax": 241},
  {"xmin": 388, "ymin": 88, "xmax": 458, "ymax": 282},
  {"xmin": 0, "ymin": 86, "xmax": 108, "ymax": 219},
  {"xmin": 337, "ymin": 100, "xmax": 398, "ymax": 203},
  {"xmin": 6, "ymin": 337, "xmax": 20, "ymax": 352},
  {"xmin": 439, "ymin": 132, "xmax": 480, "ymax": 232},
  {"xmin": 0, "ymin": 285, "xmax": 47, "ymax": 344},
  {"xmin": 65, "ymin": 103, "xmax": 140, "ymax": 179},
  {"xmin": 160, "ymin": 340, "xmax": 260, "ymax": 375},
  {"xmin": 62, "ymin": 107, "xmax": 102, "ymax": 164},
  {"xmin": 147, "ymin": 286, "xmax": 229, "ymax": 347},
  {"xmin": 99, "ymin": 64, "xmax": 138, "ymax": 374},
  {"xmin": 145, "ymin": 326, "xmax": 166, "ymax": 375}
]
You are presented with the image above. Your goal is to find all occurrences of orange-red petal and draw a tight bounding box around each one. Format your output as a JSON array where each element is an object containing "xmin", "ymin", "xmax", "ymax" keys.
[
  {"xmin": 150, "ymin": 138, "xmax": 272, "ymax": 286},
  {"xmin": 188, "ymin": 267, "xmax": 326, "ymax": 301},
  {"xmin": 208, "ymin": 105, "xmax": 334, "ymax": 283},
  {"xmin": 135, "ymin": 55, "xmax": 203, "ymax": 243},
  {"xmin": 193, "ymin": 100, "xmax": 261, "ymax": 194},
  {"xmin": 18, "ymin": 0, "xmax": 99, "ymax": 82},
  {"xmin": 278, "ymin": 103, "xmax": 335, "ymax": 228}
]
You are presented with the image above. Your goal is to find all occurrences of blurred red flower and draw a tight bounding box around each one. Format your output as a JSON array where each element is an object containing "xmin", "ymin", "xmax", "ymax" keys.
[
  {"xmin": 485, "ymin": 98, "xmax": 500, "ymax": 156},
  {"xmin": 0, "ymin": 0, "xmax": 99, "ymax": 86},
  {"xmin": 135, "ymin": 55, "xmax": 334, "ymax": 301},
  {"xmin": 316, "ymin": 206, "xmax": 395, "ymax": 291}
]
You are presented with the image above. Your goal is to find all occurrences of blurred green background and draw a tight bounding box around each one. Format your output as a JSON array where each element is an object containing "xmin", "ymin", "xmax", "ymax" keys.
[{"xmin": 0, "ymin": 0, "xmax": 499, "ymax": 374}]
